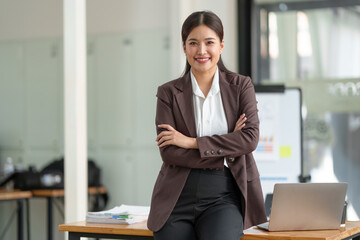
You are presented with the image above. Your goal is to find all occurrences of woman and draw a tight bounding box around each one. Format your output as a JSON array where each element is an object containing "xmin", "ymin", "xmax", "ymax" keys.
[{"xmin": 148, "ymin": 11, "xmax": 266, "ymax": 240}]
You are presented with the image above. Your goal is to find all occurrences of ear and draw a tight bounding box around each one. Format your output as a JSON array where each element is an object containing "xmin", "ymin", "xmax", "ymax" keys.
[
  {"xmin": 183, "ymin": 43, "xmax": 186, "ymax": 54},
  {"xmin": 220, "ymin": 40, "xmax": 224, "ymax": 54}
]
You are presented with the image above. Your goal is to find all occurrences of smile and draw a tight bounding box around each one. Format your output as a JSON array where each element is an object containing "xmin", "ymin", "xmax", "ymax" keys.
[{"xmin": 195, "ymin": 57, "xmax": 211, "ymax": 63}]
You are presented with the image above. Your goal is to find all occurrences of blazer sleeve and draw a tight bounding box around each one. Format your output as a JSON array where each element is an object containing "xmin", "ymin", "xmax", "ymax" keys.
[
  {"xmin": 155, "ymin": 86, "xmax": 225, "ymax": 170},
  {"xmin": 196, "ymin": 77, "xmax": 259, "ymax": 159}
]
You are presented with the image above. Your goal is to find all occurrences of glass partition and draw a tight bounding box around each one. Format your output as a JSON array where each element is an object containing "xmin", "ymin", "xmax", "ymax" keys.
[{"xmin": 253, "ymin": 0, "xmax": 360, "ymax": 220}]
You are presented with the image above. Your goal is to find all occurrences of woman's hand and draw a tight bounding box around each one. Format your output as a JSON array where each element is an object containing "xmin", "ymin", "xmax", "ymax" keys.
[
  {"xmin": 234, "ymin": 113, "xmax": 247, "ymax": 132},
  {"xmin": 156, "ymin": 124, "xmax": 198, "ymax": 149}
]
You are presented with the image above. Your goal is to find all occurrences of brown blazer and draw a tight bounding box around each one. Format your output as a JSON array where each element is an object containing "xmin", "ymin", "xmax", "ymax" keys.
[{"xmin": 147, "ymin": 70, "xmax": 266, "ymax": 232}]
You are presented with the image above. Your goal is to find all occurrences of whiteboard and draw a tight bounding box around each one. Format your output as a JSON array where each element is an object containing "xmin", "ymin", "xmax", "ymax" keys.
[{"xmin": 253, "ymin": 87, "xmax": 303, "ymax": 198}]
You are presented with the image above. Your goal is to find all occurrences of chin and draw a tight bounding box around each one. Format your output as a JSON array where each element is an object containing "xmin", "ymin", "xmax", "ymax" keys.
[
  {"xmin": 193, "ymin": 63, "xmax": 210, "ymax": 69},
  {"xmin": 194, "ymin": 65, "xmax": 215, "ymax": 73}
]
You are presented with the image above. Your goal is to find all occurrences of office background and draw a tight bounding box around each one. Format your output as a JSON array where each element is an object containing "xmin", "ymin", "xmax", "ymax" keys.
[{"xmin": 0, "ymin": 0, "xmax": 359, "ymax": 240}]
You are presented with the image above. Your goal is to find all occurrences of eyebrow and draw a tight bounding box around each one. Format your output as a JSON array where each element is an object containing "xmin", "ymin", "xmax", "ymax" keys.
[{"xmin": 187, "ymin": 37, "xmax": 217, "ymax": 41}]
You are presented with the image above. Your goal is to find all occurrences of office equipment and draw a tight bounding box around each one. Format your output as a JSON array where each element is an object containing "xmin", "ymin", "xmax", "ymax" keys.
[
  {"xmin": 41, "ymin": 157, "xmax": 102, "ymax": 188},
  {"xmin": 0, "ymin": 171, "xmax": 62, "ymax": 190},
  {"xmin": 254, "ymin": 86, "xmax": 304, "ymax": 197},
  {"xmin": 257, "ymin": 183, "xmax": 347, "ymax": 231}
]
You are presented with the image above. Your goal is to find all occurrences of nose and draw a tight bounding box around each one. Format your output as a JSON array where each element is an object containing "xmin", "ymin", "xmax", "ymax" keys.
[{"xmin": 197, "ymin": 43, "xmax": 206, "ymax": 55}]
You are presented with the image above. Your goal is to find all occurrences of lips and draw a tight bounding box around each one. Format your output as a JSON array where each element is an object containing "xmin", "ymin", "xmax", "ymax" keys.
[{"xmin": 195, "ymin": 57, "xmax": 211, "ymax": 63}]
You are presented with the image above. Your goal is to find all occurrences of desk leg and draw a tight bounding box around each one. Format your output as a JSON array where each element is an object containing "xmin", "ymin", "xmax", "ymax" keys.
[
  {"xmin": 26, "ymin": 199, "xmax": 30, "ymax": 240},
  {"xmin": 17, "ymin": 199, "xmax": 24, "ymax": 240},
  {"xmin": 68, "ymin": 232, "xmax": 80, "ymax": 240},
  {"xmin": 47, "ymin": 197, "xmax": 53, "ymax": 240}
]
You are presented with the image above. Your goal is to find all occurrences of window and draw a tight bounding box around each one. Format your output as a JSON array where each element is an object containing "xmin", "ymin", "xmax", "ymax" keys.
[{"xmin": 253, "ymin": 0, "xmax": 360, "ymax": 220}]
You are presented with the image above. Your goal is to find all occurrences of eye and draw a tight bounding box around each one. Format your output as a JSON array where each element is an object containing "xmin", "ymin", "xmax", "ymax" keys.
[
  {"xmin": 207, "ymin": 41, "xmax": 215, "ymax": 45},
  {"xmin": 189, "ymin": 42, "xmax": 197, "ymax": 46}
]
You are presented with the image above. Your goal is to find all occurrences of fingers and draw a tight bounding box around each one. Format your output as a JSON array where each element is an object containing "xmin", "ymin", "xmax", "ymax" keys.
[
  {"xmin": 158, "ymin": 124, "xmax": 174, "ymax": 131},
  {"xmin": 236, "ymin": 113, "xmax": 246, "ymax": 123},
  {"xmin": 155, "ymin": 130, "xmax": 172, "ymax": 141},
  {"xmin": 158, "ymin": 138, "xmax": 172, "ymax": 147},
  {"xmin": 156, "ymin": 124, "xmax": 175, "ymax": 147},
  {"xmin": 235, "ymin": 120, "xmax": 246, "ymax": 131},
  {"xmin": 157, "ymin": 134, "xmax": 172, "ymax": 145},
  {"xmin": 156, "ymin": 124, "xmax": 178, "ymax": 147},
  {"xmin": 235, "ymin": 117, "xmax": 246, "ymax": 128},
  {"xmin": 234, "ymin": 113, "xmax": 247, "ymax": 132},
  {"xmin": 234, "ymin": 123, "xmax": 246, "ymax": 131},
  {"xmin": 155, "ymin": 124, "xmax": 174, "ymax": 142}
]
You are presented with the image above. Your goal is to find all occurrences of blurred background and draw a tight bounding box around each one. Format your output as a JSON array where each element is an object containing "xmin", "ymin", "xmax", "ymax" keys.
[{"xmin": 0, "ymin": 0, "xmax": 359, "ymax": 239}]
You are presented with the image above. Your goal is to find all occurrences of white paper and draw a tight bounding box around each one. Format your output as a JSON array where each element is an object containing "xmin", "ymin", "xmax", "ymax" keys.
[{"xmin": 87, "ymin": 204, "xmax": 150, "ymax": 218}]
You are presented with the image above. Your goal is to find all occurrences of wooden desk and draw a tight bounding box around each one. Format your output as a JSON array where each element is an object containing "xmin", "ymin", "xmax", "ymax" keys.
[
  {"xmin": 0, "ymin": 190, "xmax": 32, "ymax": 200},
  {"xmin": 59, "ymin": 221, "xmax": 360, "ymax": 240},
  {"xmin": 32, "ymin": 186, "xmax": 107, "ymax": 240},
  {"xmin": 59, "ymin": 221, "xmax": 153, "ymax": 240},
  {"xmin": 32, "ymin": 186, "xmax": 107, "ymax": 197},
  {"xmin": 242, "ymin": 221, "xmax": 360, "ymax": 240},
  {"xmin": 0, "ymin": 189, "xmax": 32, "ymax": 240}
]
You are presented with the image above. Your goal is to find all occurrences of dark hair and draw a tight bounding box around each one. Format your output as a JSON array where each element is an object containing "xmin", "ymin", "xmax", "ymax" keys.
[{"xmin": 181, "ymin": 11, "xmax": 230, "ymax": 75}]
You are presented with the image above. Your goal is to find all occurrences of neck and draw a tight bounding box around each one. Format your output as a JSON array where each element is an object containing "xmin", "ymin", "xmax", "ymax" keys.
[
  {"xmin": 192, "ymin": 67, "xmax": 217, "ymax": 86},
  {"xmin": 192, "ymin": 67, "xmax": 217, "ymax": 98}
]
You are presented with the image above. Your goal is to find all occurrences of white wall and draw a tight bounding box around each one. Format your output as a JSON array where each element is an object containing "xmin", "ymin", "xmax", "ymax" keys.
[
  {"xmin": 0, "ymin": 0, "xmax": 63, "ymax": 39},
  {"xmin": 0, "ymin": 0, "xmax": 170, "ymax": 39},
  {"xmin": 87, "ymin": 0, "xmax": 170, "ymax": 34},
  {"xmin": 0, "ymin": 0, "xmax": 237, "ymax": 75}
]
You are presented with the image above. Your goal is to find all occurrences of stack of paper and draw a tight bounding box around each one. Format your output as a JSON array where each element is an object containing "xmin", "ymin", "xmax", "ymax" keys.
[{"xmin": 86, "ymin": 204, "xmax": 150, "ymax": 224}]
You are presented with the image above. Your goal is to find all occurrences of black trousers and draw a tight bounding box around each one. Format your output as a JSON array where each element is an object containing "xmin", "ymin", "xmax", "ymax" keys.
[{"xmin": 154, "ymin": 167, "xmax": 244, "ymax": 240}]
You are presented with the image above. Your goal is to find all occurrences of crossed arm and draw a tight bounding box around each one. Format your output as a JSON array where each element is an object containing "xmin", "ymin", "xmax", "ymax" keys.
[
  {"xmin": 156, "ymin": 114, "xmax": 247, "ymax": 149},
  {"xmin": 154, "ymin": 78, "xmax": 259, "ymax": 169}
]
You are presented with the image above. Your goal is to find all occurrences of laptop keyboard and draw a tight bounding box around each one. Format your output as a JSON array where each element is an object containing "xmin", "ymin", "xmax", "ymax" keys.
[{"xmin": 257, "ymin": 222, "xmax": 269, "ymax": 231}]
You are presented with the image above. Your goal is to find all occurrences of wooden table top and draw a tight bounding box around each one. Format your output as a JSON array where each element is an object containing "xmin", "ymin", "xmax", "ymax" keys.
[
  {"xmin": 59, "ymin": 220, "xmax": 153, "ymax": 237},
  {"xmin": 32, "ymin": 186, "xmax": 107, "ymax": 197},
  {"xmin": 59, "ymin": 221, "xmax": 360, "ymax": 239},
  {"xmin": 0, "ymin": 189, "xmax": 32, "ymax": 200},
  {"xmin": 242, "ymin": 221, "xmax": 360, "ymax": 240}
]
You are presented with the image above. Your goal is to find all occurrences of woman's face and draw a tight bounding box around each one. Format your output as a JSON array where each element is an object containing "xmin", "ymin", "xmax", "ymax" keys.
[{"xmin": 183, "ymin": 25, "xmax": 224, "ymax": 76}]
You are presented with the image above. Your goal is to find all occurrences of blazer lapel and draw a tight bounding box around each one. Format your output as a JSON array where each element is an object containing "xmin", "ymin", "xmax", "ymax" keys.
[
  {"xmin": 174, "ymin": 73, "xmax": 197, "ymax": 138},
  {"xmin": 219, "ymin": 71, "xmax": 238, "ymax": 132},
  {"xmin": 173, "ymin": 71, "xmax": 238, "ymax": 137}
]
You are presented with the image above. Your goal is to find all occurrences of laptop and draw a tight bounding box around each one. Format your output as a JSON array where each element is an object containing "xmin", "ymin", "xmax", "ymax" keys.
[{"xmin": 257, "ymin": 183, "xmax": 347, "ymax": 231}]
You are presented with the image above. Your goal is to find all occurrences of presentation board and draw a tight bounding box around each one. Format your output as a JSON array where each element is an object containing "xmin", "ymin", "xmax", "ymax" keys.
[{"xmin": 253, "ymin": 86, "xmax": 303, "ymax": 198}]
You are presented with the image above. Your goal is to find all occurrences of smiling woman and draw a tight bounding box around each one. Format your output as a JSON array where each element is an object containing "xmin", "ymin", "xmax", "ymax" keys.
[
  {"xmin": 182, "ymin": 11, "xmax": 230, "ymax": 76},
  {"xmin": 183, "ymin": 25, "xmax": 224, "ymax": 96},
  {"xmin": 147, "ymin": 11, "xmax": 266, "ymax": 240}
]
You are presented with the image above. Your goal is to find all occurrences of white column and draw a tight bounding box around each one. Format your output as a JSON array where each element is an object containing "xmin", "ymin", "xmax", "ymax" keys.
[
  {"xmin": 63, "ymin": 0, "xmax": 88, "ymax": 223},
  {"xmin": 170, "ymin": 0, "xmax": 194, "ymax": 79}
]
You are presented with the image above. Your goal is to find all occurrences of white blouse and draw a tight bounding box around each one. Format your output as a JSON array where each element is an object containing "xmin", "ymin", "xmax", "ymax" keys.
[{"xmin": 190, "ymin": 68, "xmax": 229, "ymax": 167}]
